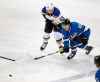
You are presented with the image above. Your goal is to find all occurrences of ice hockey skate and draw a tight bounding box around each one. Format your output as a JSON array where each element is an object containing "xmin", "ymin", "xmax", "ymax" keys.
[
  {"xmin": 67, "ymin": 50, "xmax": 77, "ymax": 60},
  {"xmin": 85, "ymin": 46, "xmax": 93, "ymax": 55},
  {"xmin": 40, "ymin": 42, "xmax": 48, "ymax": 51}
]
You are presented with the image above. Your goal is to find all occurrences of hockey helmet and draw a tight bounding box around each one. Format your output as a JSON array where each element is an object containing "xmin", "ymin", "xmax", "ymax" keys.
[
  {"xmin": 94, "ymin": 55, "xmax": 100, "ymax": 65},
  {"xmin": 62, "ymin": 18, "xmax": 71, "ymax": 31},
  {"xmin": 46, "ymin": 3, "xmax": 54, "ymax": 11},
  {"xmin": 63, "ymin": 18, "xmax": 71, "ymax": 25}
]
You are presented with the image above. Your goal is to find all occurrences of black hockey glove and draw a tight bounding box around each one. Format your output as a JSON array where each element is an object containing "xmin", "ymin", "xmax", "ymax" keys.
[
  {"xmin": 59, "ymin": 46, "xmax": 64, "ymax": 54},
  {"xmin": 59, "ymin": 46, "xmax": 69, "ymax": 54}
]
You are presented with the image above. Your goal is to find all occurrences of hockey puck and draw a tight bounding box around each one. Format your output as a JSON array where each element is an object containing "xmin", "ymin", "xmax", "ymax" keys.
[{"xmin": 9, "ymin": 74, "xmax": 12, "ymax": 77}]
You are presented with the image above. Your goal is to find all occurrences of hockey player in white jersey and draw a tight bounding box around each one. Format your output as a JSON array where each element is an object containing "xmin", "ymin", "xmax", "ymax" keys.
[{"xmin": 40, "ymin": 3, "xmax": 61, "ymax": 51}]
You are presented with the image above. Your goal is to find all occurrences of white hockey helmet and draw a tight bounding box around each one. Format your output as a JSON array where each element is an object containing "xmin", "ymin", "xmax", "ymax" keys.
[{"xmin": 46, "ymin": 3, "xmax": 54, "ymax": 12}]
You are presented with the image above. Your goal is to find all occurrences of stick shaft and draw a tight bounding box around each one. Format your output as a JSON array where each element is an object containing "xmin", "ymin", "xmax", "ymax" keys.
[
  {"xmin": 34, "ymin": 51, "xmax": 59, "ymax": 60},
  {"xmin": 0, "ymin": 56, "xmax": 15, "ymax": 61}
]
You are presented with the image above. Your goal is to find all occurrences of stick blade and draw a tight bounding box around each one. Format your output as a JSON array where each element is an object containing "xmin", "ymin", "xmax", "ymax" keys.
[{"xmin": 34, "ymin": 56, "xmax": 45, "ymax": 60}]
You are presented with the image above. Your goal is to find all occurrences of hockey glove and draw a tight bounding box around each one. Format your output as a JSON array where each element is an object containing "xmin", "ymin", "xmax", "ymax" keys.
[
  {"xmin": 59, "ymin": 46, "xmax": 69, "ymax": 54},
  {"xmin": 59, "ymin": 46, "xmax": 64, "ymax": 54}
]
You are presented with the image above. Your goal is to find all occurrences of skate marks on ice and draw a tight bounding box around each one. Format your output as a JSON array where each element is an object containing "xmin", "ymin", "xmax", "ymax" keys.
[
  {"xmin": 50, "ymin": 69, "xmax": 96, "ymax": 82},
  {"xmin": 47, "ymin": 49, "xmax": 96, "ymax": 82},
  {"xmin": 49, "ymin": 55, "xmax": 96, "ymax": 82}
]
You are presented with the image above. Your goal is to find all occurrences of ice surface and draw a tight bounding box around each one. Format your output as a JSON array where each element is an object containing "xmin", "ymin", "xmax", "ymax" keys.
[{"xmin": 0, "ymin": 0, "xmax": 100, "ymax": 82}]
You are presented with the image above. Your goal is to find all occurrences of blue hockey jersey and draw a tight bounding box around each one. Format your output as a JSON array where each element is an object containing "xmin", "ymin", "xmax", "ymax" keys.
[
  {"xmin": 95, "ymin": 69, "xmax": 100, "ymax": 82},
  {"xmin": 58, "ymin": 22, "xmax": 90, "ymax": 48},
  {"xmin": 58, "ymin": 22, "xmax": 90, "ymax": 39},
  {"xmin": 41, "ymin": 6, "xmax": 60, "ymax": 17}
]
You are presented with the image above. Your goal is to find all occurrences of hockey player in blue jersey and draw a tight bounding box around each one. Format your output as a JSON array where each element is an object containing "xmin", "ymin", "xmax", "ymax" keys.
[
  {"xmin": 40, "ymin": 3, "xmax": 61, "ymax": 51},
  {"xmin": 55, "ymin": 18, "xmax": 93, "ymax": 60},
  {"xmin": 94, "ymin": 55, "xmax": 100, "ymax": 82}
]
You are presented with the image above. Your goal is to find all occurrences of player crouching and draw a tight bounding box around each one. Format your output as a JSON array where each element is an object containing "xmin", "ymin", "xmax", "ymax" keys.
[{"xmin": 54, "ymin": 18, "xmax": 93, "ymax": 60}]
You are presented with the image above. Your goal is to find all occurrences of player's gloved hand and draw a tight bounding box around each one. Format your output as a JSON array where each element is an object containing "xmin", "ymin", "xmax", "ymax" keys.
[
  {"xmin": 59, "ymin": 46, "xmax": 64, "ymax": 54},
  {"xmin": 59, "ymin": 46, "xmax": 69, "ymax": 54},
  {"xmin": 45, "ymin": 15, "xmax": 54, "ymax": 21},
  {"xmin": 52, "ymin": 18, "xmax": 61, "ymax": 25},
  {"xmin": 52, "ymin": 16, "xmax": 65, "ymax": 25}
]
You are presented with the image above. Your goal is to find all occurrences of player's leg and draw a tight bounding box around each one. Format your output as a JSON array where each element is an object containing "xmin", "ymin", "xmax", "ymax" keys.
[
  {"xmin": 67, "ymin": 40, "xmax": 77, "ymax": 60},
  {"xmin": 67, "ymin": 47, "xmax": 77, "ymax": 60},
  {"xmin": 79, "ymin": 29, "xmax": 93, "ymax": 55},
  {"xmin": 40, "ymin": 33, "xmax": 50, "ymax": 50},
  {"xmin": 40, "ymin": 20, "xmax": 53, "ymax": 51}
]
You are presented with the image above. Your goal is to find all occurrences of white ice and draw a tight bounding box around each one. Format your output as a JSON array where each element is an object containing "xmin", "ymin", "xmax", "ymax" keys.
[{"xmin": 0, "ymin": 0, "xmax": 100, "ymax": 82}]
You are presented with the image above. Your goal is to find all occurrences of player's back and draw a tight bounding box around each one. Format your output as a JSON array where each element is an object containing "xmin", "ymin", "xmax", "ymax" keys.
[
  {"xmin": 56, "ymin": 26, "xmax": 70, "ymax": 39},
  {"xmin": 70, "ymin": 22, "xmax": 81, "ymax": 35},
  {"xmin": 70, "ymin": 22, "xmax": 87, "ymax": 35}
]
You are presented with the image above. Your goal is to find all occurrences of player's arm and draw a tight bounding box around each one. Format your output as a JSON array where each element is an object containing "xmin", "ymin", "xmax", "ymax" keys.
[
  {"xmin": 41, "ymin": 7, "xmax": 52, "ymax": 20},
  {"xmin": 51, "ymin": 7, "xmax": 62, "ymax": 25},
  {"xmin": 41, "ymin": 7, "xmax": 56, "ymax": 21},
  {"xmin": 41, "ymin": 7, "xmax": 47, "ymax": 19},
  {"xmin": 41, "ymin": 7, "xmax": 53, "ymax": 21},
  {"xmin": 44, "ymin": 12, "xmax": 61, "ymax": 23}
]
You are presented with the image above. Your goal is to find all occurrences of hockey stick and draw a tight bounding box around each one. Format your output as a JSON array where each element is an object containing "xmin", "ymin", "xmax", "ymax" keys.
[
  {"xmin": 34, "ymin": 51, "xmax": 59, "ymax": 60},
  {"xmin": 0, "ymin": 56, "xmax": 15, "ymax": 61},
  {"xmin": 34, "ymin": 44, "xmax": 82, "ymax": 60}
]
